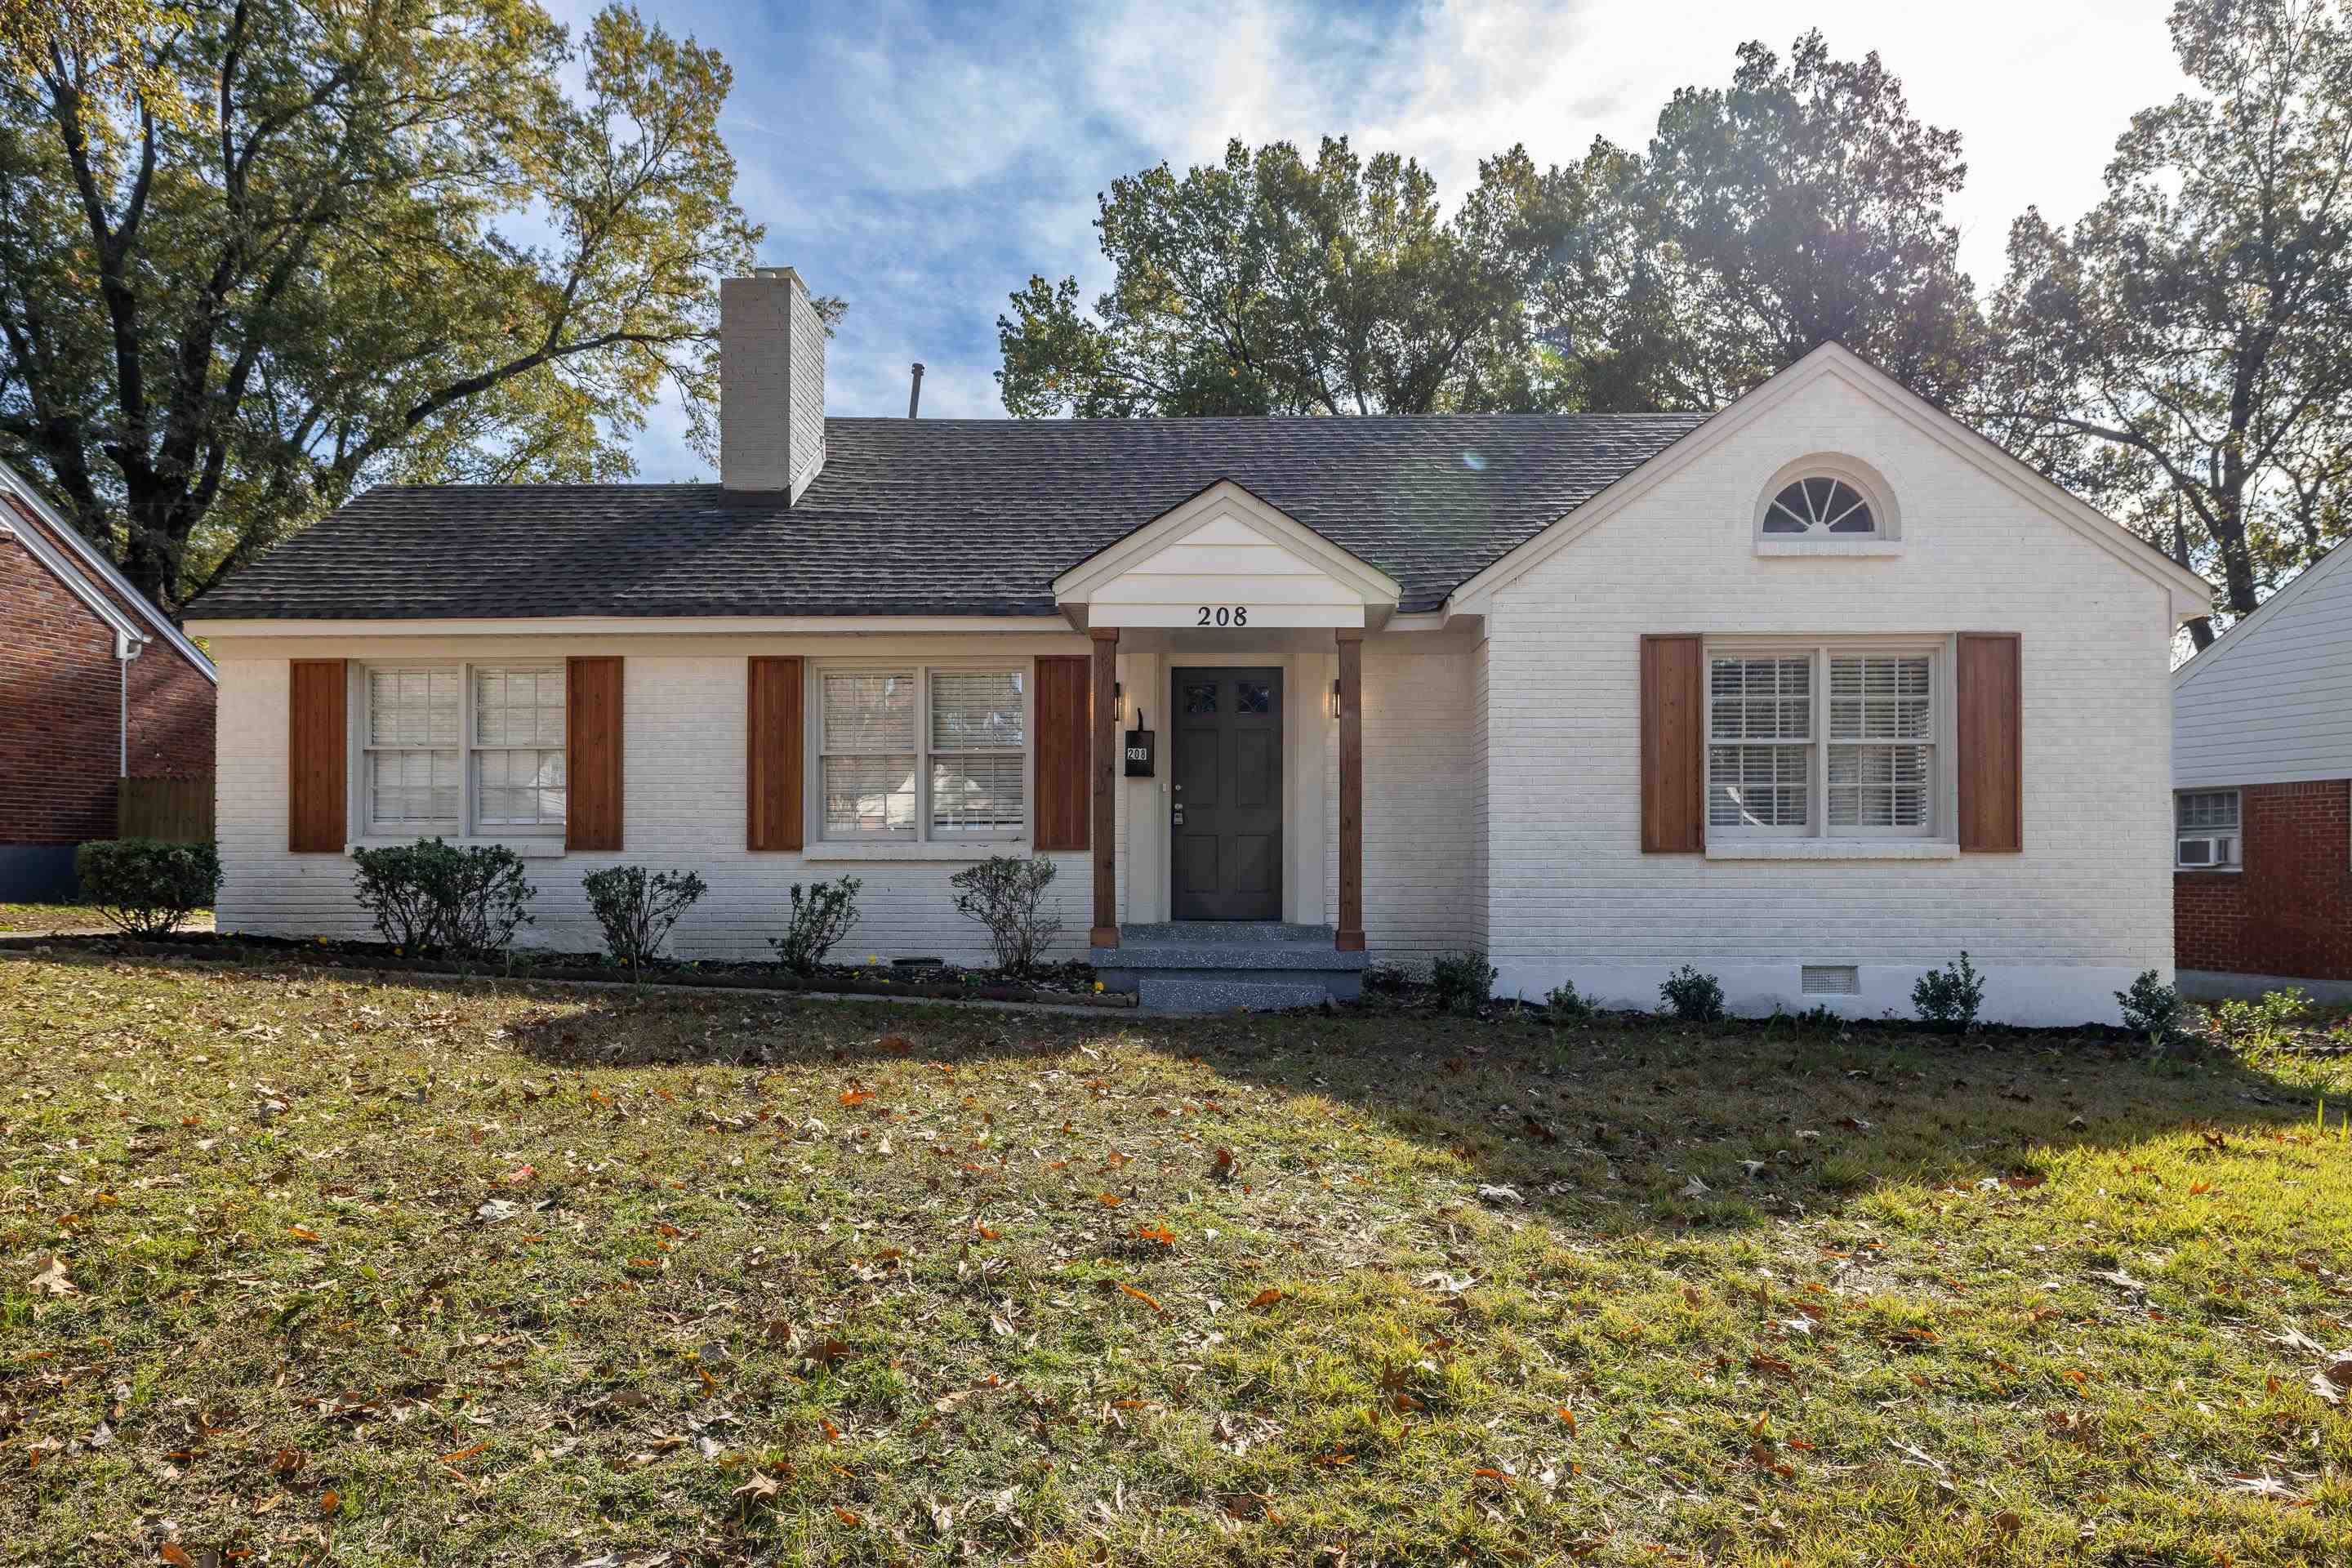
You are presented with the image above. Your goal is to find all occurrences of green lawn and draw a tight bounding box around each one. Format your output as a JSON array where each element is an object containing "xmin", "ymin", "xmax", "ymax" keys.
[
  {"xmin": 0, "ymin": 902, "xmax": 212, "ymax": 935},
  {"xmin": 4, "ymin": 953, "xmax": 2350, "ymax": 1566}
]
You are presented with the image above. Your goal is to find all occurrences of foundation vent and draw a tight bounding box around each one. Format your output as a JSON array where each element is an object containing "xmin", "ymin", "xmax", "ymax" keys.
[{"xmin": 1800, "ymin": 964, "xmax": 1860, "ymax": 996}]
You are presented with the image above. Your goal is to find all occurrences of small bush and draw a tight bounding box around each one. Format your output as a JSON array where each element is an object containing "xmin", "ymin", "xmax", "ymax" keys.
[
  {"xmin": 1913, "ymin": 951, "xmax": 1985, "ymax": 1031},
  {"xmin": 582, "ymin": 866, "xmax": 707, "ymax": 979},
  {"xmin": 1659, "ymin": 964, "xmax": 1725, "ymax": 1023},
  {"xmin": 2115, "ymin": 969, "xmax": 2185, "ymax": 1044},
  {"xmin": 350, "ymin": 839, "xmax": 534, "ymax": 956},
  {"xmin": 1363, "ymin": 963, "xmax": 1411, "ymax": 995},
  {"xmin": 2210, "ymin": 987, "xmax": 2310, "ymax": 1057},
  {"xmin": 74, "ymin": 839, "xmax": 220, "ymax": 936},
  {"xmin": 950, "ymin": 856, "xmax": 1063, "ymax": 976},
  {"xmin": 1544, "ymin": 978, "xmax": 1592, "ymax": 1023},
  {"xmin": 773, "ymin": 876, "xmax": 862, "ymax": 974},
  {"xmin": 1431, "ymin": 951, "xmax": 1497, "ymax": 1016}
]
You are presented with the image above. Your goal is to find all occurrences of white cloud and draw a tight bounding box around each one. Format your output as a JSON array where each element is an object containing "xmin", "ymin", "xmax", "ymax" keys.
[{"xmin": 540, "ymin": 0, "xmax": 2189, "ymax": 473}]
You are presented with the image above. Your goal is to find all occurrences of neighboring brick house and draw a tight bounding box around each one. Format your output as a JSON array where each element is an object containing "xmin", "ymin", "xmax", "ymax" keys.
[
  {"xmin": 183, "ymin": 267, "xmax": 2212, "ymax": 1022},
  {"xmin": 2174, "ymin": 537, "xmax": 2352, "ymax": 998},
  {"xmin": 1, "ymin": 459, "xmax": 217, "ymax": 898}
]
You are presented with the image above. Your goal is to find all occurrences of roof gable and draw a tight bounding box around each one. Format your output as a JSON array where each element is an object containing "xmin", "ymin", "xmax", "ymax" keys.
[
  {"xmin": 1052, "ymin": 479, "xmax": 1401, "ymax": 630},
  {"xmin": 1445, "ymin": 344, "xmax": 2212, "ymax": 621},
  {"xmin": 2172, "ymin": 536, "xmax": 2352, "ymax": 693},
  {"xmin": 1, "ymin": 461, "xmax": 216, "ymax": 679}
]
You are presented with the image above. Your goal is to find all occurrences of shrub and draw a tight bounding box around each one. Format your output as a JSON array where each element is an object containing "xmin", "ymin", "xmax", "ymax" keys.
[
  {"xmin": 74, "ymin": 839, "xmax": 220, "ymax": 936},
  {"xmin": 950, "ymin": 856, "xmax": 1063, "ymax": 976},
  {"xmin": 773, "ymin": 876, "xmax": 861, "ymax": 975},
  {"xmin": 2115, "ymin": 969, "xmax": 2185, "ymax": 1045},
  {"xmin": 2210, "ymin": 987, "xmax": 2310, "ymax": 1057},
  {"xmin": 1544, "ymin": 978, "xmax": 1592, "ymax": 1023},
  {"xmin": 582, "ymin": 866, "xmax": 707, "ymax": 979},
  {"xmin": 1659, "ymin": 964, "xmax": 1725, "ymax": 1023},
  {"xmin": 350, "ymin": 839, "xmax": 534, "ymax": 956},
  {"xmin": 1431, "ymin": 951, "xmax": 1497, "ymax": 1016},
  {"xmin": 1913, "ymin": 951, "xmax": 1985, "ymax": 1031}
]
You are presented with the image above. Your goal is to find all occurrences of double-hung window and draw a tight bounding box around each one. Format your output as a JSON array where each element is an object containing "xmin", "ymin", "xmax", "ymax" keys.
[
  {"xmin": 2175, "ymin": 790, "xmax": 2240, "ymax": 869},
  {"xmin": 362, "ymin": 663, "xmax": 566, "ymax": 838},
  {"xmin": 1707, "ymin": 644, "xmax": 1940, "ymax": 839},
  {"xmin": 817, "ymin": 666, "xmax": 1027, "ymax": 841}
]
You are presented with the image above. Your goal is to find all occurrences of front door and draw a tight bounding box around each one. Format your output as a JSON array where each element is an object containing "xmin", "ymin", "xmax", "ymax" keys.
[{"xmin": 1169, "ymin": 666, "xmax": 1283, "ymax": 920}]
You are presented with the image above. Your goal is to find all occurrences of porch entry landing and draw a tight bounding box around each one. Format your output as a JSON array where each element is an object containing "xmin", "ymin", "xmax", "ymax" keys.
[{"xmin": 1091, "ymin": 920, "xmax": 1369, "ymax": 1011}]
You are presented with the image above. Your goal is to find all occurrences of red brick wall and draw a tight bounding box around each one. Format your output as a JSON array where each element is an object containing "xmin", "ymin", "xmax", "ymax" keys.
[
  {"xmin": 2176, "ymin": 779, "xmax": 2352, "ymax": 980},
  {"xmin": 1, "ymin": 510, "xmax": 217, "ymax": 846}
]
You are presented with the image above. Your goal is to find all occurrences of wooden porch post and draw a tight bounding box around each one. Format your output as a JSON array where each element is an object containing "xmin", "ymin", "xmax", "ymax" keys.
[
  {"xmin": 1334, "ymin": 627, "xmax": 1365, "ymax": 952},
  {"xmin": 1089, "ymin": 626, "xmax": 1120, "ymax": 948}
]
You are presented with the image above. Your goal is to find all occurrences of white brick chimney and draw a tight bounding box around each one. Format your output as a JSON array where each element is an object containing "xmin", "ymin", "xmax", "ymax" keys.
[{"xmin": 720, "ymin": 267, "xmax": 826, "ymax": 498}]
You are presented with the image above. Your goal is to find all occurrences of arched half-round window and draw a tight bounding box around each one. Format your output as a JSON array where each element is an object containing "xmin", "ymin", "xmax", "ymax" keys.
[{"xmin": 1762, "ymin": 476, "xmax": 1878, "ymax": 536}]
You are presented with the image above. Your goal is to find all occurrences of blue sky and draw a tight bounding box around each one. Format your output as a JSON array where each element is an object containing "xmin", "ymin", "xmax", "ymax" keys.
[{"xmin": 545, "ymin": 0, "xmax": 2181, "ymax": 479}]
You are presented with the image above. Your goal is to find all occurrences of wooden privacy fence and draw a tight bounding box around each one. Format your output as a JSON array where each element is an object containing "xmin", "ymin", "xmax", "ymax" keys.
[{"xmin": 117, "ymin": 773, "xmax": 215, "ymax": 842}]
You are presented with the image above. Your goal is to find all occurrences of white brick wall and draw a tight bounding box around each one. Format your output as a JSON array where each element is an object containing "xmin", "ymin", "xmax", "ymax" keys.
[
  {"xmin": 216, "ymin": 648, "xmax": 1091, "ymax": 963},
  {"xmin": 1482, "ymin": 371, "xmax": 2178, "ymax": 1023},
  {"xmin": 1325, "ymin": 642, "xmax": 1481, "ymax": 966}
]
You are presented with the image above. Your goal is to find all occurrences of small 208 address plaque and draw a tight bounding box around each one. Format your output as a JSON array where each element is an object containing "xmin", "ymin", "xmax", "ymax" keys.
[{"xmin": 1196, "ymin": 605, "xmax": 1249, "ymax": 626}]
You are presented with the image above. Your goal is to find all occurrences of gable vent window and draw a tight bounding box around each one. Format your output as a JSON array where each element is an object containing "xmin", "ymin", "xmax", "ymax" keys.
[
  {"xmin": 1801, "ymin": 964, "xmax": 1860, "ymax": 996},
  {"xmin": 2175, "ymin": 789, "xmax": 2241, "ymax": 870},
  {"xmin": 1763, "ymin": 476, "xmax": 1878, "ymax": 536}
]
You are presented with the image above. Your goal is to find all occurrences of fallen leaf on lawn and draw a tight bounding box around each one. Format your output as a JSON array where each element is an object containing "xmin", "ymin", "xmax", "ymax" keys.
[
  {"xmin": 1678, "ymin": 1177, "xmax": 1709, "ymax": 1199},
  {"xmin": 318, "ymin": 1490, "xmax": 341, "ymax": 1513},
  {"xmin": 1477, "ymin": 1183, "xmax": 1522, "ymax": 1205},
  {"xmin": 30, "ymin": 1256, "xmax": 74, "ymax": 1296},
  {"xmin": 2088, "ymin": 1268, "xmax": 2148, "ymax": 1298},
  {"xmin": 733, "ymin": 1472, "xmax": 781, "ymax": 1503},
  {"xmin": 2310, "ymin": 1353, "xmax": 2352, "ymax": 1403},
  {"xmin": 1116, "ymin": 1283, "xmax": 1166, "ymax": 1314},
  {"xmin": 253, "ymin": 1495, "xmax": 283, "ymax": 1515},
  {"xmin": 833, "ymin": 1506, "xmax": 862, "ymax": 1526},
  {"xmin": 160, "ymin": 1548, "xmax": 194, "ymax": 1566},
  {"xmin": 2267, "ymin": 1327, "xmax": 2324, "ymax": 1356},
  {"xmin": 1134, "ymin": 1222, "xmax": 1176, "ymax": 1246},
  {"xmin": 2002, "ymin": 1174, "xmax": 2045, "ymax": 1191},
  {"xmin": 287, "ymin": 1225, "xmax": 321, "ymax": 1242},
  {"xmin": 878, "ymin": 1035, "xmax": 912, "ymax": 1053},
  {"xmin": 1210, "ymin": 1147, "xmax": 1235, "ymax": 1180},
  {"xmin": 1245, "ymin": 1289, "xmax": 1283, "ymax": 1310},
  {"xmin": 2223, "ymin": 1473, "xmax": 2309, "ymax": 1503},
  {"xmin": 1097, "ymin": 1193, "xmax": 1124, "ymax": 1208},
  {"xmin": 441, "ymin": 1441, "xmax": 487, "ymax": 1464},
  {"xmin": 503, "ymin": 1165, "xmax": 535, "ymax": 1185}
]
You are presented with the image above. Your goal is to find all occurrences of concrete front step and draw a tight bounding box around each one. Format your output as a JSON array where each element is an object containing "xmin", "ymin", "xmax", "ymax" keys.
[
  {"xmin": 1138, "ymin": 975, "xmax": 1330, "ymax": 1012},
  {"xmin": 1094, "ymin": 920, "xmax": 1364, "ymax": 1011}
]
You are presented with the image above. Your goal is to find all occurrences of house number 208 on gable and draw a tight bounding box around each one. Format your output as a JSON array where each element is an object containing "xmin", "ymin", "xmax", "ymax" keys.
[{"xmin": 1195, "ymin": 605, "xmax": 1248, "ymax": 626}]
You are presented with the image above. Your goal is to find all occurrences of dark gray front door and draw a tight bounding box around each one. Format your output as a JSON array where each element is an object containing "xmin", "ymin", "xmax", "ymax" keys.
[{"xmin": 1169, "ymin": 666, "xmax": 1283, "ymax": 921}]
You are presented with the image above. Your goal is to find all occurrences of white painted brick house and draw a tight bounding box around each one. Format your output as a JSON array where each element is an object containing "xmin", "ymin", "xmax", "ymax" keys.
[{"xmin": 185, "ymin": 267, "xmax": 2210, "ymax": 1022}]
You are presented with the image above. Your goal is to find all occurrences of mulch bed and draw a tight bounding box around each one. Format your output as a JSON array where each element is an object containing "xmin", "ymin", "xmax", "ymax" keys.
[{"xmin": 0, "ymin": 929, "xmax": 1136, "ymax": 1009}]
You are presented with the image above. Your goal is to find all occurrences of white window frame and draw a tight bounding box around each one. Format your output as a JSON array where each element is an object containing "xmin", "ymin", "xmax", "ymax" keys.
[
  {"xmin": 808, "ymin": 662, "xmax": 1031, "ymax": 844},
  {"xmin": 2175, "ymin": 789, "xmax": 2242, "ymax": 871},
  {"xmin": 1704, "ymin": 638, "xmax": 1952, "ymax": 843},
  {"xmin": 1751, "ymin": 455, "xmax": 1903, "ymax": 549},
  {"xmin": 354, "ymin": 661, "xmax": 568, "ymax": 841}
]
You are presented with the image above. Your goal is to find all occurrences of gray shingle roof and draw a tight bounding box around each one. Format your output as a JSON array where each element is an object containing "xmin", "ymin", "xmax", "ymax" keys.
[{"xmin": 187, "ymin": 412, "xmax": 1710, "ymax": 620}]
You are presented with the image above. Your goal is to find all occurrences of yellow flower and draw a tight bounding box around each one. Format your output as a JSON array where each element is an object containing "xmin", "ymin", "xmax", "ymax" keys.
[
  {"xmin": 867, "ymin": 955, "xmax": 878, "ymax": 964},
  {"xmin": 1094, "ymin": 981, "xmax": 1105, "ymax": 993}
]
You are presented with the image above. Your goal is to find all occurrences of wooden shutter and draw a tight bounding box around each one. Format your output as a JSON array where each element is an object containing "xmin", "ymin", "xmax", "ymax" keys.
[
  {"xmin": 288, "ymin": 659, "xmax": 347, "ymax": 853},
  {"xmin": 1639, "ymin": 635, "xmax": 1705, "ymax": 853},
  {"xmin": 1033, "ymin": 655, "xmax": 1091, "ymax": 851},
  {"xmin": 746, "ymin": 657, "xmax": 804, "ymax": 851},
  {"xmin": 1956, "ymin": 632, "xmax": 2023, "ymax": 852},
  {"xmin": 566, "ymin": 657, "xmax": 624, "ymax": 852}
]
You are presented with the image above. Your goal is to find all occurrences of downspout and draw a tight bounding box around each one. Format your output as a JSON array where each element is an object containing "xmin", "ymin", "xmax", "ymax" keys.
[{"xmin": 116, "ymin": 631, "xmax": 145, "ymax": 777}]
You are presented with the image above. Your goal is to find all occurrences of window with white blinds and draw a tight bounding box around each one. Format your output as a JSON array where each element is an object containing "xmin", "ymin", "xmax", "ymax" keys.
[
  {"xmin": 362, "ymin": 664, "xmax": 564, "ymax": 836},
  {"xmin": 1706, "ymin": 645, "xmax": 1940, "ymax": 839},
  {"xmin": 818, "ymin": 667, "xmax": 1027, "ymax": 840}
]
